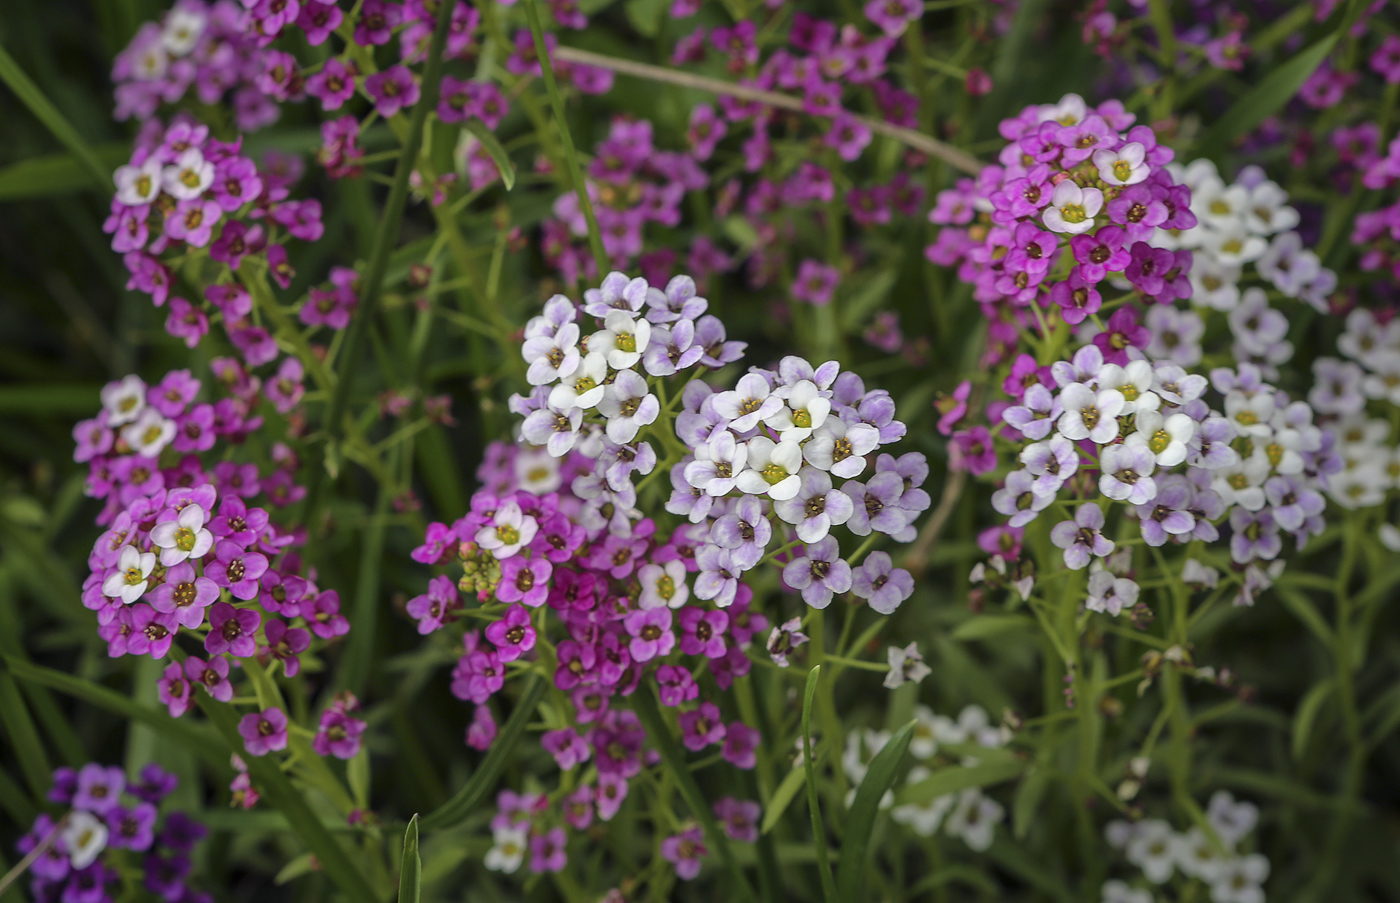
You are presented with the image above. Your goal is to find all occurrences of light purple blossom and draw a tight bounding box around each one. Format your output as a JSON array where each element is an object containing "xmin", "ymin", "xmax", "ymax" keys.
[
  {"xmin": 1050, "ymin": 503, "xmax": 1115, "ymax": 570},
  {"xmin": 783, "ymin": 536, "xmax": 853, "ymax": 609},
  {"xmin": 852, "ymin": 551, "xmax": 914, "ymax": 614}
]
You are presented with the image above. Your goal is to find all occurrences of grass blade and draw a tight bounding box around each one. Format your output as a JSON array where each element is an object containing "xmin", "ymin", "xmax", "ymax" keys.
[
  {"xmin": 336, "ymin": 483, "xmax": 393, "ymax": 697},
  {"xmin": 419, "ymin": 674, "xmax": 546, "ymax": 830},
  {"xmin": 894, "ymin": 759, "xmax": 1026, "ymax": 807},
  {"xmin": 632, "ymin": 685, "xmax": 758, "ymax": 903},
  {"xmin": 835, "ymin": 719, "xmax": 916, "ymax": 903},
  {"xmin": 463, "ymin": 119, "xmax": 517, "ymax": 190},
  {"xmin": 803, "ymin": 666, "xmax": 837, "ymax": 903},
  {"xmin": 0, "ymin": 44, "xmax": 110, "ymax": 189},
  {"xmin": 0, "ymin": 669, "xmax": 51, "ymax": 801},
  {"xmin": 398, "ymin": 815, "xmax": 422, "ymax": 903}
]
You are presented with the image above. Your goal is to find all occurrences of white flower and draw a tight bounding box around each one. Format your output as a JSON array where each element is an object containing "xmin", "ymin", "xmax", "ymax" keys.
[
  {"xmin": 1041, "ymin": 180, "xmax": 1103, "ymax": 235},
  {"xmin": 101, "ymin": 374, "xmax": 147, "ymax": 426},
  {"xmin": 589, "ymin": 309, "xmax": 651, "ymax": 370},
  {"xmin": 803, "ymin": 419, "xmax": 880, "ymax": 478},
  {"xmin": 1223, "ymin": 391, "xmax": 1275, "ymax": 437},
  {"xmin": 1126, "ymin": 410, "xmax": 1194, "ymax": 467},
  {"xmin": 1256, "ymin": 232, "xmax": 1320, "ymax": 297},
  {"xmin": 160, "ymin": 7, "xmax": 207, "ymax": 56},
  {"xmin": 522, "ymin": 322, "xmax": 581, "ymax": 386},
  {"xmin": 1210, "ymin": 854, "xmax": 1270, "ymax": 903},
  {"xmin": 549, "ymin": 351, "xmax": 608, "ymax": 412},
  {"xmin": 521, "ymin": 398, "xmax": 584, "ymax": 457},
  {"xmin": 1190, "ymin": 255, "xmax": 1243, "ymax": 311},
  {"xmin": 684, "ymin": 430, "xmax": 749, "ymax": 496},
  {"xmin": 735, "ymin": 436, "xmax": 803, "ymax": 501},
  {"xmin": 132, "ymin": 42, "xmax": 169, "ymax": 80},
  {"xmin": 150, "ymin": 503, "xmax": 214, "ymax": 567},
  {"xmin": 1085, "ymin": 569, "xmax": 1139, "ymax": 616},
  {"xmin": 1125, "ymin": 818, "xmax": 1177, "ymax": 884},
  {"xmin": 766, "ymin": 379, "xmax": 832, "ymax": 441},
  {"xmin": 890, "ymin": 768, "xmax": 954, "ymax": 837},
  {"xmin": 1182, "ymin": 558, "xmax": 1220, "ymax": 588},
  {"xmin": 1039, "ymin": 93, "xmax": 1087, "ymax": 125},
  {"xmin": 944, "ymin": 789, "xmax": 1002, "ymax": 852},
  {"xmin": 1098, "ymin": 361, "xmax": 1159, "ymax": 415},
  {"xmin": 61, "ymin": 811, "xmax": 110, "ymax": 870},
  {"xmin": 1193, "ymin": 177, "xmax": 1249, "ymax": 229},
  {"xmin": 596, "ymin": 370, "xmax": 659, "ymax": 444},
  {"xmin": 638, "ymin": 560, "xmax": 690, "ymax": 609},
  {"xmin": 114, "ymin": 157, "xmax": 164, "ymax": 206},
  {"xmin": 883, "ymin": 642, "xmax": 931, "ymax": 689},
  {"xmin": 1201, "ymin": 222, "xmax": 1267, "ymax": 266},
  {"xmin": 524, "ymin": 294, "xmax": 578, "ymax": 340},
  {"xmin": 121, "ymin": 408, "xmax": 177, "ymax": 458},
  {"xmin": 1101, "ymin": 879, "xmax": 1152, "ymax": 903},
  {"xmin": 1057, "ymin": 384, "xmax": 1125, "ymax": 445},
  {"xmin": 1243, "ymin": 180, "xmax": 1299, "ymax": 235},
  {"xmin": 1206, "ymin": 790, "xmax": 1258, "ymax": 847},
  {"xmin": 162, "ymin": 147, "xmax": 214, "ymax": 201},
  {"xmin": 713, "ymin": 373, "xmax": 783, "ymax": 433},
  {"xmin": 514, "ymin": 446, "xmax": 562, "ymax": 493},
  {"xmin": 103, "ymin": 545, "xmax": 156, "ymax": 604},
  {"xmin": 1211, "ymin": 453, "xmax": 1271, "ymax": 511},
  {"xmin": 484, "ymin": 827, "xmax": 528, "ymax": 873},
  {"xmin": 1093, "ymin": 142, "xmax": 1149, "ymax": 186},
  {"xmin": 474, "ymin": 500, "xmax": 537, "ymax": 559},
  {"xmin": 1380, "ymin": 523, "xmax": 1400, "ymax": 552},
  {"xmin": 909, "ymin": 705, "xmax": 941, "ymax": 760}
]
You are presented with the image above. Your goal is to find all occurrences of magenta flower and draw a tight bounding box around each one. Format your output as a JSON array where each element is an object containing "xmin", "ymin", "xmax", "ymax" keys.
[
  {"xmin": 529, "ymin": 827, "xmax": 567, "ymax": 874},
  {"xmin": 714, "ymin": 798, "xmax": 761, "ymax": 842},
  {"xmin": 185, "ymin": 655, "xmax": 234, "ymax": 702},
  {"xmin": 542, "ymin": 728, "xmax": 591, "ymax": 770},
  {"xmin": 722, "ymin": 722, "xmax": 760, "ymax": 769},
  {"xmin": 661, "ymin": 826, "xmax": 707, "ymax": 880},
  {"xmin": 406, "ymin": 574, "xmax": 458, "ymax": 634},
  {"xmin": 793, "ymin": 259, "xmax": 839, "ymax": 306},
  {"xmin": 312, "ymin": 708, "xmax": 367, "ymax": 760},
  {"xmin": 157, "ymin": 662, "xmax": 192, "ymax": 717},
  {"xmin": 679, "ymin": 701, "xmax": 726, "ymax": 751},
  {"xmin": 263, "ymin": 618, "xmax": 311, "ymax": 677},
  {"xmin": 364, "ymin": 65, "xmax": 419, "ymax": 118},
  {"xmin": 353, "ymin": 0, "xmax": 401, "ymax": 45},
  {"xmin": 624, "ymin": 607, "xmax": 675, "ymax": 663},
  {"xmin": 125, "ymin": 604, "xmax": 178, "ymax": 658},
  {"xmin": 73, "ymin": 763, "xmax": 126, "ymax": 813},
  {"xmin": 149, "ymin": 562, "xmax": 218, "ymax": 629},
  {"xmin": 203, "ymin": 540, "xmax": 268, "ymax": 600},
  {"xmin": 238, "ymin": 707, "xmax": 289, "ymax": 756},
  {"xmin": 307, "ymin": 589, "xmax": 350, "ymax": 638},
  {"xmin": 678, "ymin": 608, "xmax": 728, "ymax": 659},
  {"xmin": 656, "ymin": 664, "xmax": 699, "ymax": 707},
  {"xmin": 306, "ymin": 57, "xmax": 356, "ymax": 110},
  {"xmin": 466, "ymin": 705, "xmax": 497, "ymax": 750},
  {"xmin": 496, "ymin": 556, "xmax": 552, "ymax": 607},
  {"xmin": 484, "ymin": 604, "xmax": 537, "ymax": 662},
  {"xmin": 205, "ymin": 602, "xmax": 260, "ymax": 658}
]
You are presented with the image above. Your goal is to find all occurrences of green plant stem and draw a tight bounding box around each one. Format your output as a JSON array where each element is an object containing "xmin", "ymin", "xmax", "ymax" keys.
[
  {"xmin": 521, "ymin": 0, "xmax": 609, "ymax": 275},
  {"xmin": 0, "ymin": 43, "xmax": 109, "ymax": 189}
]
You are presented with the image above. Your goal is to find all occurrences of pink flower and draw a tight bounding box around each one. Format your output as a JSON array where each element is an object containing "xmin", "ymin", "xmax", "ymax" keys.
[
  {"xmin": 660, "ymin": 826, "xmax": 707, "ymax": 880},
  {"xmin": 793, "ymin": 259, "xmax": 839, "ymax": 306},
  {"xmin": 238, "ymin": 707, "xmax": 289, "ymax": 756},
  {"xmin": 678, "ymin": 701, "xmax": 726, "ymax": 751},
  {"xmin": 364, "ymin": 65, "xmax": 419, "ymax": 118},
  {"xmin": 624, "ymin": 607, "xmax": 675, "ymax": 663},
  {"xmin": 722, "ymin": 722, "xmax": 760, "ymax": 769},
  {"xmin": 484, "ymin": 604, "xmax": 537, "ymax": 662},
  {"xmin": 312, "ymin": 708, "xmax": 367, "ymax": 759},
  {"xmin": 529, "ymin": 827, "xmax": 567, "ymax": 873}
]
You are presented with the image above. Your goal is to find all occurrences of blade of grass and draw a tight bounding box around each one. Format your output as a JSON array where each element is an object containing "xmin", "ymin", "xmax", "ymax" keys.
[
  {"xmin": 835, "ymin": 719, "xmax": 916, "ymax": 903},
  {"xmin": 633, "ymin": 685, "xmax": 758, "ymax": 903},
  {"xmin": 0, "ymin": 43, "xmax": 109, "ymax": 189},
  {"xmin": 803, "ymin": 666, "xmax": 838, "ymax": 903},
  {"xmin": 463, "ymin": 119, "xmax": 517, "ymax": 190},
  {"xmin": 0, "ymin": 670, "xmax": 51, "ymax": 801},
  {"xmin": 521, "ymin": 0, "xmax": 609, "ymax": 273},
  {"xmin": 398, "ymin": 815, "xmax": 422, "ymax": 903},
  {"xmin": 194, "ymin": 695, "xmax": 379, "ymax": 903},
  {"xmin": 302, "ymin": 0, "xmax": 459, "ymax": 520},
  {"xmin": 419, "ymin": 675, "xmax": 546, "ymax": 830},
  {"xmin": 1, "ymin": 656, "xmax": 231, "ymax": 774},
  {"xmin": 336, "ymin": 481, "xmax": 393, "ymax": 697}
]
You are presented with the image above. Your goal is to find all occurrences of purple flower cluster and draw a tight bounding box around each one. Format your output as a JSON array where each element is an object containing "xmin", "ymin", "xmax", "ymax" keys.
[
  {"xmin": 113, "ymin": 1, "xmax": 279, "ymax": 131},
  {"xmin": 16, "ymin": 762, "xmax": 209, "ymax": 903}
]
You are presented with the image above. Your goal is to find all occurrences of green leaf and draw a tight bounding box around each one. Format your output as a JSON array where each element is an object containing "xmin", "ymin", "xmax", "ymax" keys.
[
  {"xmin": 632, "ymin": 685, "xmax": 758, "ymax": 903},
  {"xmin": 803, "ymin": 667, "xmax": 837, "ymax": 903},
  {"xmin": 194, "ymin": 696, "xmax": 379, "ymax": 903},
  {"xmin": 894, "ymin": 759, "xmax": 1027, "ymax": 807},
  {"xmin": 0, "ymin": 384, "xmax": 103, "ymax": 414},
  {"xmin": 1275, "ymin": 587, "xmax": 1335, "ymax": 646},
  {"xmin": 0, "ymin": 44, "xmax": 110, "ymax": 189},
  {"xmin": 463, "ymin": 119, "xmax": 517, "ymax": 190},
  {"xmin": 274, "ymin": 853, "xmax": 317, "ymax": 885},
  {"xmin": 398, "ymin": 815, "xmax": 422, "ymax": 903},
  {"xmin": 952, "ymin": 614, "xmax": 1038, "ymax": 642},
  {"xmin": 835, "ymin": 718, "xmax": 916, "ymax": 903},
  {"xmin": 337, "ymin": 484, "xmax": 393, "ymax": 698},
  {"xmin": 1193, "ymin": 35, "xmax": 1339, "ymax": 159},
  {"xmin": 1012, "ymin": 766, "xmax": 1049, "ymax": 839},
  {"xmin": 759, "ymin": 760, "xmax": 810, "ymax": 835},
  {"xmin": 0, "ymin": 145, "xmax": 130, "ymax": 201},
  {"xmin": 838, "ymin": 270, "xmax": 898, "ymax": 333},
  {"xmin": 0, "ymin": 670, "xmax": 51, "ymax": 802},
  {"xmin": 2, "ymin": 656, "xmax": 230, "ymax": 773},
  {"xmin": 1292, "ymin": 678, "xmax": 1335, "ymax": 762},
  {"xmin": 420, "ymin": 675, "xmax": 547, "ymax": 830}
]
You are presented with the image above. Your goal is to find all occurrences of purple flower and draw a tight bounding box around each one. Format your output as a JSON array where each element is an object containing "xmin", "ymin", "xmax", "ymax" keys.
[
  {"xmin": 767, "ymin": 617, "xmax": 808, "ymax": 667},
  {"xmin": 1050, "ymin": 503, "xmax": 1115, "ymax": 570},
  {"xmin": 309, "ymin": 707, "xmax": 366, "ymax": 760},
  {"xmin": 406, "ymin": 574, "xmax": 458, "ymax": 634},
  {"xmin": 1070, "ymin": 226, "xmax": 1131, "ymax": 282},
  {"xmin": 204, "ymin": 601, "xmax": 260, "ymax": 658},
  {"xmin": 774, "ymin": 468, "xmax": 854, "ymax": 542},
  {"xmin": 679, "ymin": 701, "xmax": 726, "ymax": 751},
  {"xmin": 73, "ymin": 763, "xmax": 125, "ymax": 814},
  {"xmin": 263, "ymin": 618, "xmax": 311, "ymax": 677},
  {"xmin": 1135, "ymin": 475, "xmax": 1196, "ymax": 547},
  {"xmin": 1230, "ymin": 508, "xmax": 1283, "ymax": 564},
  {"xmin": 364, "ymin": 65, "xmax": 419, "ymax": 118},
  {"xmin": 542, "ymin": 728, "xmax": 591, "ymax": 770},
  {"xmin": 530, "ymin": 827, "xmax": 567, "ymax": 873},
  {"xmin": 661, "ymin": 826, "xmax": 708, "ymax": 880},
  {"xmin": 715, "ymin": 798, "xmax": 761, "ymax": 842},
  {"xmin": 238, "ymin": 707, "xmax": 289, "ymax": 756},
  {"xmin": 783, "ymin": 536, "xmax": 854, "ymax": 609},
  {"xmin": 125, "ymin": 604, "xmax": 178, "ymax": 658},
  {"xmin": 694, "ymin": 544, "xmax": 739, "ymax": 607},
  {"xmin": 203, "ymin": 540, "xmax": 268, "ymax": 600},
  {"xmin": 485, "ymin": 604, "xmax": 537, "ymax": 662},
  {"xmin": 852, "ymin": 551, "xmax": 914, "ymax": 614},
  {"xmin": 1099, "ymin": 443, "xmax": 1158, "ymax": 505},
  {"xmin": 451, "ymin": 648, "xmax": 505, "ymax": 704},
  {"xmin": 1264, "ymin": 475, "xmax": 1325, "ymax": 532},
  {"xmin": 624, "ymin": 607, "xmax": 675, "ymax": 662},
  {"xmin": 678, "ymin": 608, "xmax": 728, "ymax": 659},
  {"xmin": 844, "ymin": 472, "xmax": 908, "ymax": 536},
  {"xmin": 149, "ymin": 562, "xmax": 218, "ymax": 630},
  {"xmin": 496, "ymin": 557, "xmax": 551, "ymax": 608},
  {"xmin": 158, "ymin": 662, "xmax": 192, "ymax": 717},
  {"xmin": 354, "ymin": 0, "xmax": 401, "ymax": 45},
  {"xmin": 709, "ymin": 494, "xmax": 772, "ymax": 571},
  {"xmin": 106, "ymin": 801, "xmax": 158, "ymax": 850},
  {"xmin": 185, "ymin": 655, "xmax": 233, "ymax": 702},
  {"xmin": 949, "ymin": 426, "xmax": 997, "ymax": 476},
  {"xmin": 656, "ymin": 664, "xmax": 699, "ymax": 707},
  {"xmin": 793, "ymin": 259, "xmax": 840, "ymax": 306}
]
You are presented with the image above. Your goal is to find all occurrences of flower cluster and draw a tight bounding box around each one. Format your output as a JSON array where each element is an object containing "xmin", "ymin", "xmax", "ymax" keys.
[
  {"xmin": 113, "ymin": 0, "xmax": 280, "ymax": 131},
  {"xmin": 884, "ymin": 705, "xmax": 1009, "ymax": 851},
  {"xmin": 931, "ymin": 93, "xmax": 1195, "ymax": 327},
  {"xmin": 1103, "ymin": 792, "xmax": 1267, "ymax": 903},
  {"xmin": 16, "ymin": 763, "xmax": 209, "ymax": 903}
]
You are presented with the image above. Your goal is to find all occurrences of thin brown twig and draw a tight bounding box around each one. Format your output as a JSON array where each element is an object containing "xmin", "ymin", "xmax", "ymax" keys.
[
  {"xmin": 902, "ymin": 466, "xmax": 967, "ymax": 577},
  {"xmin": 0, "ymin": 815, "xmax": 66, "ymax": 898},
  {"xmin": 551, "ymin": 46, "xmax": 984, "ymax": 176}
]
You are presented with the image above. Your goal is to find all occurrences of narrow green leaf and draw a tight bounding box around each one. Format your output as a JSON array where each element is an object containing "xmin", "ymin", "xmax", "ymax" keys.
[
  {"xmin": 0, "ymin": 44, "xmax": 110, "ymax": 189},
  {"xmin": 952, "ymin": 614, "xmax": 1038, "ymax": 642},
  {"xmin": 631, "ymin": 686, "xmax": 758, "ymax": 903},
  {"xmin": 0, "ymin": 145, "xmax": 130, "ymax": 201},
  {"xmin": 0, "ymin": 671, "xmax": 50, "ymax": 802},
  {"xmin": 894, "ymin": 759, "xmax": 1026, "ymax": 807},
  {"xmin": 463, "ymin": 119, "xmax": 517, "ymax": 190},
  {"xmin": 0, "ymin": 384, "xmax": 104, "ymax": 414},
  {"xmin": 1292, "ymin": 679, "xmax": 1335, "ymax": 762},
  {"xmin": 337, "ymin": 484, "xmax": 392, "ymax": 697},
  {"xmin": 2, "ymin": 656, "xmax": 230, "ymax": 773},
  {"xmin": 195, "ymin": 696, "xmax": 378, "ymax": 903},
  {"xmin": 1012, "ymin": 766, "xmax": 1049, "ymax": 839},
  {"xmin": 420, "ymin": 675, "xmax": 547, "ymax": 830},
  {"xmin": 759, "ymin": 760, "xmax": 810, "ymax": 835},
  {"xmin": 273, "ymin": 853, "xmax": 317, "ymax": 885},
  {"xmin": 838, "ymin": 270, "xmax": 898, "ymax": 333},
  {"xmin": 803, "ymin": 667, "xmax": 837, "ymax": 903},
  {"xmin": 1194, "ymin": 35, "xmax": 1339, "ymax": 159},
  {"xmin": 398, "ymin": 815, "xmax": 422, "ymax": 903},
  {"xmin": 836, "ymin": 718, "xmax": 915, "ymax": 903},
  {"xmin": 1275, "ymin": 587, "xmax": 1335, "ymax": 646}
]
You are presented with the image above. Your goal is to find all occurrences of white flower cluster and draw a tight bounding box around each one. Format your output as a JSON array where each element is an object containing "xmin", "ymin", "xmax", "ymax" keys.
[
  {"xmin": 1309, "ymin": 308, "xmax": 1400, "ymax": 510},
  {"xmin": 98, "ymin": 374, "xmax": 178, "ymax": 458},
  {"xmin": 1158, "ymin": 159, "xmax": 1336, "ymax": 315},
  {"xmin": 881, "ymin": 704, "xmax": 1009, "ymax": 851},
  {"xmin": 1104, "ymin": 792, "xmax": 1268, "ymax": 903}
]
